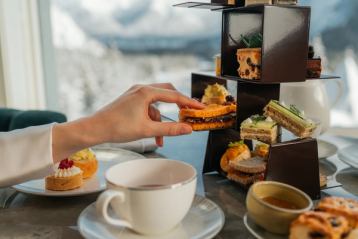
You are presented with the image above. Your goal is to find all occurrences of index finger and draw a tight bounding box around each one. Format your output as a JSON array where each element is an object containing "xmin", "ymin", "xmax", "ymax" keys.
[
  {"xmin": 149, "ymin": 83, "xmax": 176, "ymax": 91},
  {"xmin": 148, "ymin": 87, "xmax": 205, "ymax": 109}
]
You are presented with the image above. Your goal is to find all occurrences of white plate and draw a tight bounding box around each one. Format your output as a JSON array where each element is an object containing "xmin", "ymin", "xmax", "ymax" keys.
[
  {"xmin": 243, "ymin": 213, "xmax": 286, "ymax": 239},
  {"xmin": 318, "ymin": 139, "xmax": 338, "ymax": 159},
  {"xmin": 338, "ymin": 144, "xmax": 358, "ymax": 169},
  {"xmin": 12, "ymin": 148, "xmax": 145, "ymax": 197},
  {"xmin": 78, "ymin": 195, "xmax": 225, "ymax": 239}
]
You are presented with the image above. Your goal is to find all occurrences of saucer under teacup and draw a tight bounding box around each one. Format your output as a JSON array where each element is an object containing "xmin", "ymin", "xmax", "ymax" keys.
[
  {"xmin": 244, "ymin": 213, "xmax": 286, "ymax": 239},
  {"xmin": 78, "ymin": 194, "xmax": 225, "ymax": 239}
]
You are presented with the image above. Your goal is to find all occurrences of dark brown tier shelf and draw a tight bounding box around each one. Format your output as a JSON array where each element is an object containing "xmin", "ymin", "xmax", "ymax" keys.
[
  {"xmin": 221, "ymin": 5, "xmax": 311, "ymax": 83},
  {"xmin": 176, "ymin": 1, "xmax": 339, "ymax": 199},
  {"xmin": 174, "ymin": 0, "xmax": 244, "ymax": 10},
  {"xmin": 190, "ymin": 71, "xmax": 342, "ymax": 199},
  {"xmin": 192, "ymin": 71, "xmax": 340, "ymax": 86},
  {"xmin": 174, "ymin": 2, "xmax": 228, "ymax": 10},
  {"xmin": 202, "ymin": 129, "xmax": 323, "ymax": 199}
]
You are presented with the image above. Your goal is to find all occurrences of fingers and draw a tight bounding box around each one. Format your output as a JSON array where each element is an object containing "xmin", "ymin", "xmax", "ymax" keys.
[
  {"xmin": 149, "ymin": 121, "xmax": 192, "ymax": 137},
  {"xmin": 149, "ymin": 83, "xmax": 176, "ymax": 91},
  {"xmin": 148, "ymin": 105, "xmax": 163, "ymax": 147},
  {"xmin": 149, "ymin": 87, "xmax": 204, "ymax": 109},
  {"xmin": 148, "ymin": 105, "xmax": 161, "ymax": 121},
  {"xmin": 155, "ymin": 136, "xmax": 163, "ymax": 147},
  {"xmin": 130, "ymin": 83, "xmax": 176, "ymax": 92}
]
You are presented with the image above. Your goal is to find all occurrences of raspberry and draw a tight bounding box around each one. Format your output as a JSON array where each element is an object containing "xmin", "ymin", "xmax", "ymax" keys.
[{"xmin": 59, "ymin": 158, "xmax": 74, "ymax": 169}]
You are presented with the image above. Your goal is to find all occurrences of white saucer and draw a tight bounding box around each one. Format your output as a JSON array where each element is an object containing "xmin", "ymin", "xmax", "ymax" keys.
[
  {"xmin": 12, "ymin": 148, "xmax": 145, "ymax": 197},
  {"xmin": 78, "ymin": 195, "xmax": 225, "ymax": 239},
  {"xmin": 243, "ymin": 213, "xmax": 286, "ymax": 239},
  {"xmin": 318, "ymin": 139, "xmax": 338, "ymax": 159},
  {"xmin": 338, "ymin": 144, "xmax": 358, "ymax": 169}
]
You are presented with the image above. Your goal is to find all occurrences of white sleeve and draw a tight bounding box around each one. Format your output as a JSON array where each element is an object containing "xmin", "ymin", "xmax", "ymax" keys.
[{"xmin": 0, "ymin": 123, "xmax": 55, "ymax": 187}]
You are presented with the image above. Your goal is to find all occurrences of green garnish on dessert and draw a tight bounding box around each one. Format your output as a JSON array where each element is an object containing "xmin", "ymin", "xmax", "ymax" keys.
[
  {"xmin": 240, "ymin": 115, "xmax": 278, "ymax": 144},
  {"xmin": 263, "ymin": 100, "xmax": 316, "ymax": 138},
  {"xmin": 228, "ymin": 140, "xmax": 245, "ymax": 148},
  {"xmin": 289, "ymin": 104, "xmax": 303, "ymax": 117},
  {"xmin": 240, "ymin": 33, "xmax": 263, "ymax": 48}
]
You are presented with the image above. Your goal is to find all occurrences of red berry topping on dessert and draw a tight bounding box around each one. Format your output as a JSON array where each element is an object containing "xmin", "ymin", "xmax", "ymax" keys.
[{"xmin": 58, "ymin": 158, "xmax": 74, "ymax": 169}]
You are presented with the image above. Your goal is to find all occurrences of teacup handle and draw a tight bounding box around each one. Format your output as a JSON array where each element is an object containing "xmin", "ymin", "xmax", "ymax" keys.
[
  {"xmin": 325, "ymin": 78, "xmax": 343, "ymax": 108},
  {"xmin": 96, "ymin": 190, "xmax": 132, "ymax": 228}
]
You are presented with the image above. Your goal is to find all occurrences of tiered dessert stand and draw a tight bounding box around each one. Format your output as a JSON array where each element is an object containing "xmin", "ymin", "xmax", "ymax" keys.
[{"xmin": 174, "ymin": 0, "xmax": 340, "ymax": 199}]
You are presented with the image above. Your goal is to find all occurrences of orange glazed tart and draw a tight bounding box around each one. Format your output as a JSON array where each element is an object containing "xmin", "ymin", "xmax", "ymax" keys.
[
  {"xmin": 69, "ymin": 148, "xmax": 98, "ymax": 179},
  {"xmin": 45, "ymin": 159, "xmax": 83, "ymax": 191}
]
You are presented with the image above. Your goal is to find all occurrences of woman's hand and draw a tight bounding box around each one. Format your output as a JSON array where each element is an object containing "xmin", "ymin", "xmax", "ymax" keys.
[
  {"xmin": 89, "ymin": 83, "xmax": 204, "ymax": 145},
  {"xmin": 52, "ymin": 83, "xmax": 204, "ymax": 163}
]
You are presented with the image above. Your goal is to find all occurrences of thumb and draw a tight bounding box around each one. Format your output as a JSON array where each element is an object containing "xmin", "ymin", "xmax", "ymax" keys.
[{"xmin": 149, "ymin": 122, "xmax": 193, "ymax": 137}]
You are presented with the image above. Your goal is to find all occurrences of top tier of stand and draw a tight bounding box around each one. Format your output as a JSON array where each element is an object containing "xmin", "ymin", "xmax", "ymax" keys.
[
  {"xmin": 221, "ymin": 5, "xmax": 310, "ymax": 83},
  {"xmin": 174, "ymin": 0, "xmax": 244, "ymax": 10}
]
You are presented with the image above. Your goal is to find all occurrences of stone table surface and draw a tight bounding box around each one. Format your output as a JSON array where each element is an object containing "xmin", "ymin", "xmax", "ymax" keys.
[{"xmin": 1, "ymin": 131, "xmax": 358, "ymax": 239}]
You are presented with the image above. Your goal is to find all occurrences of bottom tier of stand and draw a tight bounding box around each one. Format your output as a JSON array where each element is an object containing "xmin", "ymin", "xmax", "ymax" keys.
[{"xmin": 203, "ymin": 129, "xmax": 324, "ymax": 199}]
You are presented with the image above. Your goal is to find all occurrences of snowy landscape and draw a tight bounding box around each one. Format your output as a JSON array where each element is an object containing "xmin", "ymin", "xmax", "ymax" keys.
[{"xmin": 51, "ymin": 0, "xmax": 358, "ymax": 127}]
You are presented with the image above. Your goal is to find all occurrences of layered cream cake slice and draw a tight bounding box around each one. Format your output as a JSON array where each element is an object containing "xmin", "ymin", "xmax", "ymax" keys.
[
  {"xmin": 263, "ymin": 100, "xmax": 316, "ymax": 138},
  {"xmin": 240, "ymin": 115, "xmax": 278, "ymax": 144}
]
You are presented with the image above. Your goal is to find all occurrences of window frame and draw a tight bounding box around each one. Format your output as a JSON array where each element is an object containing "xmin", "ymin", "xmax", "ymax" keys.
[{"xmin": 0, "ymin": 0, "xmax": 58, "ymax": 110}]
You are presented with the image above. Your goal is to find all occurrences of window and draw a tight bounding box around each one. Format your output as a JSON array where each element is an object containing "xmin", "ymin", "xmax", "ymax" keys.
[
  {"xmin": 1, "ymin": 0, "xmax": 356, "ymax": 128},
  {"xmin": 300, "ymin": 0, "xmax": 358, "ymax": 127},
  {"xmin": 50, "ymin": 0, "xmax": 222, "ymax": 120}
]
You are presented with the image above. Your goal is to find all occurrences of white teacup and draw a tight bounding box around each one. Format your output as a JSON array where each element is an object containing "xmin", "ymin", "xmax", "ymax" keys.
[{"xmin": 96, "ymin": 158, "xmax": 197, "ymax": 235}]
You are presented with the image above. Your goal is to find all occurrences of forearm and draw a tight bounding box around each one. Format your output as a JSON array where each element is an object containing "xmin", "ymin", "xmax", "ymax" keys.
[
  {"xmin": 0, "ymin": 124, "xmax": 54, "ymax": 187},
  {"xmin": 52, "ymin": 116, "xmax": 109, "ymax": 163}
]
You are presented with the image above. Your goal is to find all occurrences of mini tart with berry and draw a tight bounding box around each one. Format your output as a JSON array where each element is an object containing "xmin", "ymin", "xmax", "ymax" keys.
[
  {"xmin": 69, "ymin": 148, "xmax": 98, "ymax": 179},
  {"xmin": 45, "ymin": 159, "xmax": 83, "ymax": 191}
]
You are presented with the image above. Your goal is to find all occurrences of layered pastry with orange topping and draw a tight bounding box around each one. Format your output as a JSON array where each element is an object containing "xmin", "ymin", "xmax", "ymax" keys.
[
  {"xmin": 220, "ymin": 141, "xmax": 251, "ymax": 173},
  {"xmin": 69, "ymin": 148, "xmax": 98, "ymax": 179},
  {"xmin": 220, "ymin": 141, "xmax": 266, "ymax": 186},
  {"xmin": 45, "ymin": 159, "xmax": 83, "ymax": 191}
]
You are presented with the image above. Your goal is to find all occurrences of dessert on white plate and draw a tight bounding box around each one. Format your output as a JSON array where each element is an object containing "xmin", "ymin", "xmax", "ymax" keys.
[{"xmin": 45, "ymin": 158, "xmax": 83, "ymax": 191}]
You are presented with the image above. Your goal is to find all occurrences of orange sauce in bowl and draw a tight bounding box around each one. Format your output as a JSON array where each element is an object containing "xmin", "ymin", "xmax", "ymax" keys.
[{"xmin": 262, "ymin": 196, "xmax": 300, "ymax": 210}]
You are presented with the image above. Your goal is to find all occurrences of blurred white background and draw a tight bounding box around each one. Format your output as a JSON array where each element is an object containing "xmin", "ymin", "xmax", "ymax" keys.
[{"xmin": 1, "ymin": 0, "xmax": 357, "ymax": 128}]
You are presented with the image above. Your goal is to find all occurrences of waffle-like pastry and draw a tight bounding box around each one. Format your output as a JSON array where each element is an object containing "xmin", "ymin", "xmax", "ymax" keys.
[
  {"xmin": 316, "ymin": 197, "xmax": 358, "ymax": 229},
  {"xmin": 179, "ymin": 104, "xmax": 237, "ymax": 131},
  {"xmin": 290, "ymin": 211, "xmax": 350, "ymax": 239},
  {"xmin": 70, "ymin": 148, "xmax": 98, "ymax": 179}
]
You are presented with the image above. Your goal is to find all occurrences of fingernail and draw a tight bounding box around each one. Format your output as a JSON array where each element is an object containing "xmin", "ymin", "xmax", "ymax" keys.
[{"xmin": 180, "ymin": 126, "xmax": 192, "ymax": 135}]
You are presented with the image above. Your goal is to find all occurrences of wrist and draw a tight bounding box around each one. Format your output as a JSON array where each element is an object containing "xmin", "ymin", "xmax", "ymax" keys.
[{"xmin": 51, "ymin": 116, "xmax": 105, "ymax": 163}]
